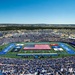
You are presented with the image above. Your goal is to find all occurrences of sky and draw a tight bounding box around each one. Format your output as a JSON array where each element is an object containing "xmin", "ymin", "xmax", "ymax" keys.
[{"xmin": 0, "ymin": 0, "xmax": 75, "ymax": 24}]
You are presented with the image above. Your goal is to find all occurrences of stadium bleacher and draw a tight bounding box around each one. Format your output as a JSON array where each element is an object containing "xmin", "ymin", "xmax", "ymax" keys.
[
  {"xmin": 0, "ymin": 28, "xmax": 75, "ymax": 75},
  {"xmin": 0, "ymin": 56, "xmax": 75, "ymax": 75},
  {"xmin": 0, "ymin": 29, "xmax": 75, "ymax": 45}
]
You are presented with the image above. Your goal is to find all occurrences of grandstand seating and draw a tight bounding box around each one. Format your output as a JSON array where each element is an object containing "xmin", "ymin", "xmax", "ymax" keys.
[
  {"xmin": 0, "ymin": 29, "xmax": 75, "ymax": 75},
  {"xmin": 0, "ymin": 56, "xmax": 75, "ymax": 75}
]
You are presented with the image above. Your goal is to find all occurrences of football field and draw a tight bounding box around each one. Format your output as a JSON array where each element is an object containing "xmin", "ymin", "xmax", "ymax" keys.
[{"xmin": 0, "ymin": 42, "xmax": 75, "ymax": 58}]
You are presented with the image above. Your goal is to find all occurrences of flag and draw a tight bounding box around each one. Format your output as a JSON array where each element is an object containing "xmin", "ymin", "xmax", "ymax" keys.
[{"xmin": 23, "ymin": 44, "xmax": 51, "ymax": 50}]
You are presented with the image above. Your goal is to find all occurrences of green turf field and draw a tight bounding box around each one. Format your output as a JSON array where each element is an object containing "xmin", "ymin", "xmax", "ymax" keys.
[{"xmin": 0, "ymin": 42, "xmax": 75, "ymax": 58}]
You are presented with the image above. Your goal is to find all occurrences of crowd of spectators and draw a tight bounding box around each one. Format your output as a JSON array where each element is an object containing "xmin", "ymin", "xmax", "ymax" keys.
[
  {"xmin": 0, "ymin": 29, "xmax": 75, "ymax": 45},
  {"xmin": 0, "ymin": 56, "xmax": 75, "ymax": 75},
  {"xmin": 0, "ymin": 29, "xmax": 75, "ymax": 75}
]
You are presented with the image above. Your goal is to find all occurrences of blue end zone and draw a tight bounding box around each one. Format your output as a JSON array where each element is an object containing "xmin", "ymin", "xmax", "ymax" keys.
[
  {"xmin": 0, "ymin": 43, "xmax": 15, "ymax": 55},
  {"xmin": 59, "ymin": 43, "xmax": 75, "ymax": 54}
]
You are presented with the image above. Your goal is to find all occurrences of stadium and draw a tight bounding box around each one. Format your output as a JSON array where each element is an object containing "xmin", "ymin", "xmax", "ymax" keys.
[
  {"xmin": 0, "ymin": 25, "xmax": 75, "ymax": 75},
  {"xmin": 0, "ymin": 0, "xmax": 75, "ymax": 74}
]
